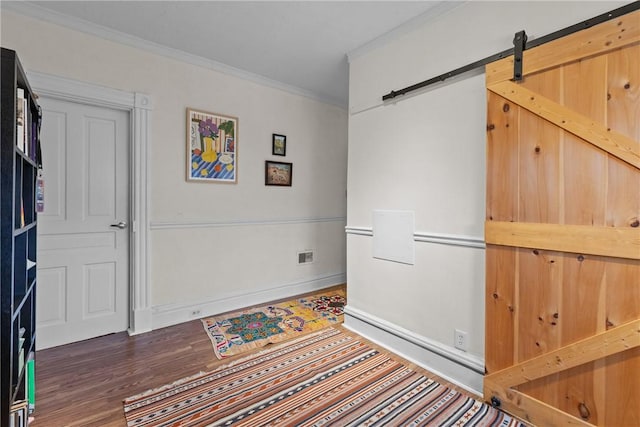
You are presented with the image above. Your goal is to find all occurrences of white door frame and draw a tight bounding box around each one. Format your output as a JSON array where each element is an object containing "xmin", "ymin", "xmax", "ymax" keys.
[{"xmin": 28, "ymin": 71, "xmax": 153, "ymax": 335}]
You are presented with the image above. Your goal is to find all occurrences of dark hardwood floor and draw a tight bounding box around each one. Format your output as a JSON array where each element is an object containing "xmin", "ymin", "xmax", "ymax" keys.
[
  {"xmin": 30, "ymin": 286, "xmax": 472, "ymax": 426},
  {"xmin": 31, "ymin": 318, "xmax": 222, "ymax": 426}
]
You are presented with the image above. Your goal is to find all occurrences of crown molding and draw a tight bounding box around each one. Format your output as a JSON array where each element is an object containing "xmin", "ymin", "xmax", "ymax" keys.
[
  {"xmin": 3, "ymin": 1, "xmax": 346, "ymax": 109},
  {"xmin": 347, "ymin": 1, "xmax": 466, "ymax": 63}
]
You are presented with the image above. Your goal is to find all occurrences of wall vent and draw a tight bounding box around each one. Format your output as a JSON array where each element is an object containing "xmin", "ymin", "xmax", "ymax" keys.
[{"xmin": 298, "ymin": 251, "xmax": 314, "ymax": 264}]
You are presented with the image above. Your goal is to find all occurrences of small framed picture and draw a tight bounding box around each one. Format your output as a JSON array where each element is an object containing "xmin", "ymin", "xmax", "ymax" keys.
[
  {"xmin": 272, "ymin": 134, "xmax": 286, "ymax": 156},
  {"xmin": 265, "ymin": 160, "xmax": 292, "ymax": 186}
]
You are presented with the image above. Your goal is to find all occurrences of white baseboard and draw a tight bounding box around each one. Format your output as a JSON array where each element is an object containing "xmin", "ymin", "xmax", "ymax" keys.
[
  {"xmin": 343, "ymin": 305, "xmax": 484, "ymax": 396},
  {"xmin": 151, "ymin": 273, "xmax": 346, "ymax": 330}
]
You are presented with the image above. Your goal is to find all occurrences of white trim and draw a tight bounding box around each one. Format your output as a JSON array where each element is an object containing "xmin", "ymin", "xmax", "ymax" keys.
[
  {"xmin": 129, "ymin": 93, "xmax": 153, "ymax": 335},
  {"xmin": 151, "ymin": 273, "xmax": 346, "ymax": 330},
  {"xmin": 28, "ymin": 71, "xmax": 153, "ymax": 335},
  {"xmin": 345, "ymin": 226, "xmax": 485, "ymax": 249},
  {"xmin": 5, "ymin": 1, "xmax": 345, "ymax": 109},
  {"xmin": 414, "ymin": 231, "xmax": 485, "ymax": 249},
  {"xmin": 344, "ymin": 226, "xmax": 374, "ymax": 236},
  {"xmin": 343, "ymin": 305, "xmax": 484, "ymax": 396},
  {"xmin": 349, "ymin": 67, "xmax": 484, "ymax": 116},
  {"xmin": 151, "ymin": 216, "xmax": 346, "ymax": 231},
  {"xmin": 346, "ymin": 1, "xmax": 465, "ymax": 63},
  {"xmin": 27, "ymin": 71, "xmax": 135, "ymax": 109}
]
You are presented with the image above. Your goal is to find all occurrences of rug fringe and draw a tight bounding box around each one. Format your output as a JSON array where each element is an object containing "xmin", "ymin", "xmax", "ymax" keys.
[{"xmin": 123, "ymin": 370, "xmax": 208, "ymax": 406}]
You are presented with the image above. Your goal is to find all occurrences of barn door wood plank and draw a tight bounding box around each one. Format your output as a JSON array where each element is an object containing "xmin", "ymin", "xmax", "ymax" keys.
[
  {"xmin": 558, "ymin": 252, "xmax": 606, "ymax": 421},
  {"xmin": 487, "ymin": 80, "xmax": 640, "ymax": 169},
  {"xmin": 485, "ymin": 319, "xmax": 640, "ymax": 388},
  {"xmin": 606, "ymin": 44, "xmax": 640, "ymax": 231},
  {"xmin": 604, "ymin": 258, "xmax": 640, "ymax": 426},
  {"xmin": 604, "ymin": 42, "xmax": 640, "ymax": 427},
  {"xmin": 484, "ymin": 379, "xmax": 596, "ymax": 427},
  {"xmin": 559, "ymin": 54, "xmax": 609, "ymax": 422},
  {"xmin": 486, "ymin": 91, "xmax": 519, "ymax": 223},
  {"xmin": 485, "ymin": 221, "xmax": 640, "ymax": 260},
  {"xmin": 485, "ymin": 10, "xmax": 640, "ymax": 85},
  {"xmin": 517, "ymin": 71, "xmax": 561, "ymax": 225},
  {"xmin": 485, "ymin": 245, "xmax": 517, "ymax": 373},
  {"xmin": 514, "ymin": 69, "xmax": 564, "ymax": 408}
]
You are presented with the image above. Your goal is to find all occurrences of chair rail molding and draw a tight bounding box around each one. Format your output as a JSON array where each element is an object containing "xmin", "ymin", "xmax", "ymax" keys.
[
  {"xmin": 345, "ymin": 226, "xmax": 485, "ymax": 249},
  {"xmin": 151, "ymin": 216, "xmax": 346, "ymax": 230},
  {"xmin": 27, "ymin": 70, "xmax": 153, "ymax": 335}
]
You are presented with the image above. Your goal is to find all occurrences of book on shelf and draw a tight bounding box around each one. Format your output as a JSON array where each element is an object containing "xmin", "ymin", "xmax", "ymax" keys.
[
  {"xmin": 31, "ymin": 121, "xmax": 37, "ymax": 162},
  {"xmin": 9, "ymin": 400, "xmax": 28, "ymax": 427},
  {"xmin": 35, "ymin": 176, "xmax": 44, "ymax": 213},
  {"xmin": 18, "ymin": 327, "xmax": 26, "ymax": 374},
  {"xmin": 20, "ymin": 198, "xmax": 25, "ymax": 228},
  {"xmin": 16, "ymin": 88, "xmax": 25, "ymax": 153},
  {"xmin": 26, "ymin": 357, "xmax": 35, "ymax": 413},
  {"xmin": 18, "ymin": 350, "xmax": 24, "ymax": 372},
  {"xmin": 18, "ymin": 346, "xmax": 25, "ymax": 374},
  {"xmin": 24, "ymin": 95, "xmax": 30, "ymax": 158}
]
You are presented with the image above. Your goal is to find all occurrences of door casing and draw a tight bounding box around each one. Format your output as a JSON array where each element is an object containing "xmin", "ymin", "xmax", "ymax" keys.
[{"xmin": 28, "ymin": 71, "xmax": 154, "ymax": 337}]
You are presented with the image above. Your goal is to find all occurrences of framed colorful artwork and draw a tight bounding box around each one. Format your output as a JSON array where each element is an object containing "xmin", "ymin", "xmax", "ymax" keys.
[
  {"xmin": 187, "ymin": 108, "xmax": 238, "ymax": 183},
  {"xmin": 265, "ymin": 160, "xmax": 292, "ymax": 186},
  {"xmin": 272, "ymin": 133, "xmax": 286, "ymax": 156}
]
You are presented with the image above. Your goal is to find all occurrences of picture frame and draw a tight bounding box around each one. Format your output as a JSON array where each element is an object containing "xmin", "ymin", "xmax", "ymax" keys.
[
  {"xmin": 265, "ymin": 160, "xmax": 292, "ymax": 187},
  {"xmin": 272, "ymin": 133, "xmax": 286, "ymax": 156},
  {"xmin": 187, "ymin": 108, "xmax": 238, "ymax": 183}
]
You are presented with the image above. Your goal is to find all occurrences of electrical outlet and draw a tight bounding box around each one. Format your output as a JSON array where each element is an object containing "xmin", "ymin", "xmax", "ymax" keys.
[
  {"xmin": 297, "ymin": 250, "xmax": 314, "ymax": 265},
  {"xmin": 190, "ymin": 309, "xmax": 201, "ymax": 317},
  {"xmin": 454, "ymin": 329, "xmax": 468, "ymax": 352}
]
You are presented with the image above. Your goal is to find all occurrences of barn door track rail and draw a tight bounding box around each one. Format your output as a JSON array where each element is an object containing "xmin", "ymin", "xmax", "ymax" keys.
[{"xmin": 382, "ymin": 1, "xmax": 640, "ymax": 102}]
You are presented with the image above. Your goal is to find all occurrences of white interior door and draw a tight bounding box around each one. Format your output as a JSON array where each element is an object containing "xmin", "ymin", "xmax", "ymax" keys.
[{"xmin": 36, "ymin": 97, "xmax": 130, "ymax": 349}]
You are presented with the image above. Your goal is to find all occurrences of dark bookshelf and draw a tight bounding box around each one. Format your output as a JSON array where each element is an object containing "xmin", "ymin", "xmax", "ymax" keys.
[{"xmin": 1, "ymin": 48, "xmax": 41, "ymax": 427}]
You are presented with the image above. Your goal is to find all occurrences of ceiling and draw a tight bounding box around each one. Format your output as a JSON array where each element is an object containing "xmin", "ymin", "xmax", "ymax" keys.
[{"xmin": 12, "ymin": 1, "xmax": 453, "ymax": 107}]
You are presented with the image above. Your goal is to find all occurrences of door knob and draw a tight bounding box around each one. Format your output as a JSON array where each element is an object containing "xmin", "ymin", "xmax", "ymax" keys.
[{"xmin": 110, "ymin": 221, "xmax": 127, "ymax": 229}]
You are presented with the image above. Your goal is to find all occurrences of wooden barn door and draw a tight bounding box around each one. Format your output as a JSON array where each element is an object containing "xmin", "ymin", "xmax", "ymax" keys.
[{"xmin": 484, "ymin": 10, "xmax": 639, "ymax": 427}]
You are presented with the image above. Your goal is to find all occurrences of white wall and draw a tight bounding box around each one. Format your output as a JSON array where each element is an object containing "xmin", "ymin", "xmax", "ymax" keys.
[
  {"xmin": 1, "ymin": 9, "xmax": 347, "ymax": 329},
  {"xmin": 345, "ymin": 1, "xmax": 628, "ymax": 393}
]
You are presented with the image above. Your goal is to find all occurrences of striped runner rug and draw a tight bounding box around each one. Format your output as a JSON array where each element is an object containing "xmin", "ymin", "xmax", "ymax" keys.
[{"xmin": 123, "ymin": 328, "xmax": 525, "ymax": 427}]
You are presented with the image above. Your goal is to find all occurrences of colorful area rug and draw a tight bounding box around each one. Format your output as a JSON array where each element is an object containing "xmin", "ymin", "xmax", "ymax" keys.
[
  {"xmin": 124, "ymin": 328, "xmax": 525, "ymax": 427},
  {"xmin": 201, "ymin": 289, "xmax": 346, "ymax": 359}
]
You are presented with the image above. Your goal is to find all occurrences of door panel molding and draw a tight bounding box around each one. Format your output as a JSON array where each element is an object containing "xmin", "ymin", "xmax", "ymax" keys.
[{"xmin": 29, "ymin": 71, "xmax": 153, "ymax": 335}]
